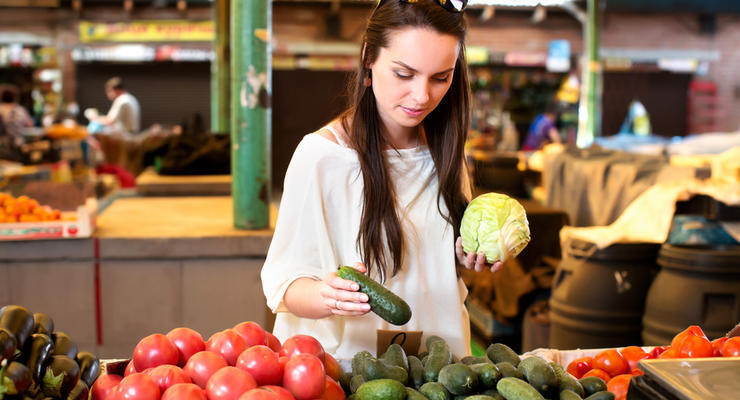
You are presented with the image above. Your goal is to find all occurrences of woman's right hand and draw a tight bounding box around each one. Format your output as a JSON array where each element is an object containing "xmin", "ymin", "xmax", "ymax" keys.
[{"xmin": 320, "ymin": 262, "xmax": 371, "ymax": 317}]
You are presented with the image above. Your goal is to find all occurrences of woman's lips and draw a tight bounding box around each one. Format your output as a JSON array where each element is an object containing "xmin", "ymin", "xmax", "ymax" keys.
[{"xmin": 400, "ymin": 106, "xmax": 424, "ymax": 117}]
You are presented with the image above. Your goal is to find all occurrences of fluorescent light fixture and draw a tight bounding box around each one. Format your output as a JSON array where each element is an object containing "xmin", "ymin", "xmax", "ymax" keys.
[{"xmin": 468, "ymin": 0, "xmax": 570, "ymax": 7}]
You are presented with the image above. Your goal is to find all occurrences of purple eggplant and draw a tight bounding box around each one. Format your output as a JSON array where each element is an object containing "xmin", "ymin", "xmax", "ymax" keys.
[
  {"xmin": 0, "ymin": 360, "xmax": 32, "ymax": 396},
  {"xmin": 75, "ymin": 351, "xmax": 100, "ymax": 388},
  {"xmin": 0, "ymin": 328, "xmax": 17, "ymax": 364},
  {"xmin": 19, "ymin": 333, "xmax": 54, "ymax": 393},
  {"xmin": 40, "ymin": 355, "xmax": 79, "ymax": 398},
  {"xmin": 51, "ymin": 332, "xmax": 77, "ymax": 360},
  {"xmin": 66, "ymin": 379, "xmax": 89, "ymax": 400},
  {"xmin": 0, "ymin": 305, "xmax": 34, "ymax": 350},
  {"xmin": 32, "ymin": 313, "xmax": 54, "ymax": 337}
]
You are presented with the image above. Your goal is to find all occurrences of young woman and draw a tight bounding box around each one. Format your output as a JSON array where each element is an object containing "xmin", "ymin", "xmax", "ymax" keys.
[{"xmin": 261, "ymin": 0, "xmax": 501, "ymax": 359}]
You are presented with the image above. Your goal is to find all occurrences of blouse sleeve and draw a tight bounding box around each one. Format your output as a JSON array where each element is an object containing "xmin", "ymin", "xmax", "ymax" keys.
[{"xmin": 260, "ymin": 136, "xmax": 334, "ymax": 313}]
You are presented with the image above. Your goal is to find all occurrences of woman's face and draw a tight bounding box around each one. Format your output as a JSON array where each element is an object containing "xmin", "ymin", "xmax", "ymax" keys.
[{"xmin": 369, "ymin": 27, "xmax": 460, "ymax": 135}]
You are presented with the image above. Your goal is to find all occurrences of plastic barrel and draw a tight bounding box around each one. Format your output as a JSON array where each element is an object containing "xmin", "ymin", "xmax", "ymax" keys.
[
  {"xmin": 549, "ymin": 239, "xmax": 660, "ymax": 350},
  {"xmin": 642, "ymin": 244, "xmax": 740, "ymax": 345}
]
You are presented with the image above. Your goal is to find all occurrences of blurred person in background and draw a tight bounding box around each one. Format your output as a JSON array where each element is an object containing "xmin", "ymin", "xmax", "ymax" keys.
[
  {"xmin": 522, "ymin": 102, "xmax": 562, "ymax": 151},
  {"xmin": 0, "ymin": 84, "xmax": 33, "ymax": 147},
  {"xmin": 92, "ymin": 77, "xmax": 141, "ymax": 135}
]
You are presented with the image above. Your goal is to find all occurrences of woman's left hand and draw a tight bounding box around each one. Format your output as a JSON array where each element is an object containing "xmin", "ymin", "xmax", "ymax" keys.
[{"xmin": 455, "ymin": 236, "xmax": 503, "ymax": 273}]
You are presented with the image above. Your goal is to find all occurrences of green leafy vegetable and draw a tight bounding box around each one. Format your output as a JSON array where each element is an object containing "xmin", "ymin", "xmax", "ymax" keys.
[{"xmin": 460, "ymin": 193, "xmax": 530, "ymax": 263}]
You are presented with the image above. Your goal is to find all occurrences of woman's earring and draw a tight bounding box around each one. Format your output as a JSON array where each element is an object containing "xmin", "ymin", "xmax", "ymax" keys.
[{"xmin": 364, "ymin": 75, "xmax": 372, "ymax": 87}]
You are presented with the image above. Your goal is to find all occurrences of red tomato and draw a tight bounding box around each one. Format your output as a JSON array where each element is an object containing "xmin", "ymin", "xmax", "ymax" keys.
[
  {"xmin": 619, "ymin": 346, "xmax": 649, "ymax": 371},
  {"xmin": 566, "ymin": 356, "xmax": 593, "ymax": 379},
  {"xmin": 125, "ymin": 360, "xmax": 138, "ymax": 376},
  {"xmin": 279, "ymin": 335, "xmax": 326, "ymax": 363},
  {"xmin": 323, "ymin": 353, "xmax": 342, "ymax": 382},
  {"xmin": 91, "ymin": 374, "xmax": 123, "ymax": 400},
  {"xmin": 675, "ymin": 335, "xmax": 713, "ymax": 358},
  {"xmin": 607, "ymin": 374, "xmax": 632, "ymax": 400},
  {"xmin": 278, "ymin": 356, "xmax": 290, "ymax": 370},
  {"xmin": 236, "ymin": 345, "xmax": 283, "ymax": 386},
  {"xmin": 319, "ymin": 376, "xmax": 346, "ymax": 400},
  {"xmin": 239, "ymin": 388, "xmax": 280, "ymax": 400},
  {"xmin": 658, "ymin": 348, "xmax": 678, "ymax": 359},
  {"xmin": 133, "ymin": 333, "xmax": 179, "ymax": 371},
  {"xmin": 630, "ymin": 368, "xmax": 644, "ymax": 376},
  {"xmin": 593, "ymin": 349, "xmax": 629, "ymax": 377},
  {"xmin": 116, "ymin": 373, "xmax": 161, "ymax": 400},
  {"xmin": 260, "ymin": 385, "xmax": 296, "ymax": 400},
  {"xmin": 206, "ymin": 366, "xmax": 258, "ymax": 400},
  {"xmin": 184, "ymin": 350, "xmax": 229, "ymax": 388},
  {"xmin": 207, "ymin": 329, "xmax": 249, "ymax": 366},
  {"xmin": 720, "ymin": 337, "xmax": 740, "ymax": 357},
  {"xmin": 647, "ymin": 346, "xmax": 669, "ymax": 359},
  {"xmin": 582, "ymin": 368, "xmax": 611, "ymax": 383},
  {"xmin": 711, "ymin": 337, "xmax": 728, "ymax": 357},
  {"xmin": 234, "ymin": 322, "xmax": 268, "ymax": 347},
  {"xmin": 167, "ymin": 327, "xmax": 205, "ymax": 366},
  {"xmin": 671, "ymin": 325, "xmax": 708, "ymax": 348},
  {"xmin": 146, "ymin": 364, "xmax": 192, "ymax": 393},
  {"xmin": 161, "ymin": 383, "xmax": 207, "ymax": 400},
  {"xmin": 265, "ymin": 332, "xmax": 282, "ymax": 353},
  {"xmin": 283, "ymin": 353, "xmax": 325, "ymax": 400}
]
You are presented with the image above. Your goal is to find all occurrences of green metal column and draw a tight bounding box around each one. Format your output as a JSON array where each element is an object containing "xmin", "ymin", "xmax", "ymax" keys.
[
  {"xmin": 576, "ymin": 0, "xmax": 602, "ymax": 148},
  {"xmin": 230, "ymin": 0, "xmax": 272, "ymax": 229},
  {"xmin": 211, "ymin": 0, "xmax": 230, "ymax": 134}
]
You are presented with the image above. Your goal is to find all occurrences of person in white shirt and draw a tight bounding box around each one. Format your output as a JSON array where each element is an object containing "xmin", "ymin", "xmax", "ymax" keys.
[
  {"xmin": 261, "ymin": 0, "xmax": 501, "ymax": 360},
  {"xmin": 96, "ymin": 77, "xmax": 141, "ymax": 134}
]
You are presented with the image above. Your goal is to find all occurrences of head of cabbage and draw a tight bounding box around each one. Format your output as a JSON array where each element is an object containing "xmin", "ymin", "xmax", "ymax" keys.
[{"xmin": 460, "ymin": 192, "xmax": 531, "ymax": 263}]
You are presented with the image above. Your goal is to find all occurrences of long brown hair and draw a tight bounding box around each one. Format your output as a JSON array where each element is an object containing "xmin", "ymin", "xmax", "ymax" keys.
[{"xmin": 339, "ymin": 0, "xmax": 471, "ymax": 283}]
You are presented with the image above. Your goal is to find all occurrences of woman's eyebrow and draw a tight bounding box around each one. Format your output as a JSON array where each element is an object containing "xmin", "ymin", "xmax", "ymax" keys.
[{"xmin": 392, "ymin": 60, "xmax": 454, "ymax": 75}]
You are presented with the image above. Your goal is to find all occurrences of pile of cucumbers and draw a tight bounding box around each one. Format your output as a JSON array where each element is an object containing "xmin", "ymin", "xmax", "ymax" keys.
[
  {"xmin": 342, "ymin": 337, "xmax": 614, "ymax": 400},
  {"xmin": 0, "ymin": 305, "xmax": 101, "ymax": 400}
]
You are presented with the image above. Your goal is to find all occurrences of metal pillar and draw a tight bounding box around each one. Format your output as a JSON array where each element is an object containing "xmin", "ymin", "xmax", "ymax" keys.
[
  {"xmin": 576, "ymin": 0, "xmax": 602, "ymax": 148},
  {"xmin": 230, "ymin": 0, "xmax": 272, "ymax": 229},
  {"xmin": 211, "ymin": 0, "xmax": 230, "ymax": 134}
]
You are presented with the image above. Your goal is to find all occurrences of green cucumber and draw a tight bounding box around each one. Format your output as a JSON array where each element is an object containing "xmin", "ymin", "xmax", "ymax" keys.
[
  {"xmin": 480, "ymin": 388, "xmax": 505, "ymax": 400},
  {"xmin": 579, "ymin": 376, "xmax": 607, "ymax": 396},
  {"xmin": 352, "ymin": 350, "xmax": 373, "ymax": 376},
  {"xmin": 469, "ymin": 362, "xmax": 501, "ymax": 388},
  {"xmin": 420, "ymin": 382, "xmax": 452, "ymax": 400},
  {"xmin": 380, "ymin": 343, "xmax": 409, "ymax": 371},
  {"xmin": 462, "ymin": 356, "xmax": 492, "ymax": 365},
  {"xmin": 496, "ymin": 377, "xmax": 545, "ymax": 400},
  {"xmin": 408, "ymin": 355, "xmax": 424, "ymax": 388},
  {"xmin": 350, "ymin": 374, "xmax": 366, "ymax": 393},
  {"xmin": 362, "ymin": 357, "xmax": 408, "ymax": 385},
  {"xmin": 549, "ymin": 361, "xmax": 584, "ymax": 397},
  {"xmin": 424, "ymin": 340, "xmax": 453, "ymax": 383},
  {"xmin": 438, "ymin": 363, "xmax": 479, "ymax": 395},
  {"xmin": 495, "ymin": 362, "xmax": 524, "ymax": 380},
  {"xmin": 585, "ymin": 391, "xmax": 615, "ymax": 400},
  {"xmin": 355, "ymin": 378, "xmax": 406, "ymax": 400},
  {"xmin": 337, "ymin": 266, "xmax": 412, "ymax": 325},
  {"xmin": 486, "ymin": 343, "xmax": 520, "ymax": 367},
  {"xmin": 465, "ymin": 396, "xmax": 498, "ymax": 400},
  {"xmin": 517, "ymin": 356, "xmax": 558, "ymax": 398},
  {"xmin": 560, "ymin": 389, "xmax": 582, "ymax": 400},
  {"xmin": 407, "ymin": 387, "xmax": 428, "ymax": 400}
]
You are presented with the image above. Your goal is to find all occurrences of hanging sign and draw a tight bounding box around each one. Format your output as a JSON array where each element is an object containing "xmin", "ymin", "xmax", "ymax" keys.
[
  {"xmin": 79, "ymin": 20, "xmax": 214, "ymax": 43},
  {"xmin": 546, "ymin": 39, "xmax": 570, "ymax": 72}
]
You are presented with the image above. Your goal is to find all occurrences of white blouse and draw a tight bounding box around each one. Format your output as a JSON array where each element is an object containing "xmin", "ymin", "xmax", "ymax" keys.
[{"xmin": 260, "ymin": 131, "xmax": 471, "ymax": 359}]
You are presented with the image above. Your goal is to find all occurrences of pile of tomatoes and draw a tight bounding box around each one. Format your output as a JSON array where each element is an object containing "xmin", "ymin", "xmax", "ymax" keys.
[
  {"xmin": 566, "ymin": 325, "xmax": 740, "ymax": 400},
  {"xmin": 90, "ymin": 321, "xmax": 345, "ymax": 400}
]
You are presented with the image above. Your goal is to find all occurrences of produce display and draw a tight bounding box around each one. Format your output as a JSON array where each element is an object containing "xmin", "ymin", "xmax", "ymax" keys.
[
  {"xmin": 460, "ymin": 193, "xmax": 530, "ymax": 263},
  {"xmin": 94, "ymin": 321, "xmax": 342, "ymax": 400},
  {"xmin": 344, "ymin": 337, "xmax": 614, "ymax": 400},
  {"xmin": 0, "ymin": 194, "xmax": 69, "ymax": 223},
  {"xmin": 565, "ymin": 325, "xmax": 738, "ymax": 400},
  {"xmin": 0, "ymin": 305, "xmax": 101, "ymax": 399}
]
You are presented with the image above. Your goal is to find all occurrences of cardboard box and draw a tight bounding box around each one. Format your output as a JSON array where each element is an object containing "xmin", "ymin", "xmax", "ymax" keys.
[{"xmin": 0, "ymin": 198, "xmax": 97, "ymax": 241}]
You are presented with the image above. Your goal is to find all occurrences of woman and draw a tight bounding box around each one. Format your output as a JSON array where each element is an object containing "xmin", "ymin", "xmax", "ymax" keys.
[{"xmin": 261, "ymin": 0, "xmax": 500, "ymax": 359}]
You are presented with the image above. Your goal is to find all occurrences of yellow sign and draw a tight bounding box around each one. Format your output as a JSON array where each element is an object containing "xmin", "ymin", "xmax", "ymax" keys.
[{"xmin": 79, "ymin": 20, "xmax": 214, "ymax": 43}]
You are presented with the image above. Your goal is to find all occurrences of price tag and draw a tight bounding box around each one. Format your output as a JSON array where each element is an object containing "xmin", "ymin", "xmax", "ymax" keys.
[{"xmin": 376, "ymin": 329, "xmax": 423, "ymax": 357}]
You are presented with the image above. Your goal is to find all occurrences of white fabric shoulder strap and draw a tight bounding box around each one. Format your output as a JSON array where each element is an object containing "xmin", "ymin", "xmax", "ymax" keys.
[{"xmin": 324, "ymin": 125, "xmax": 348, "ymax": 148}]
